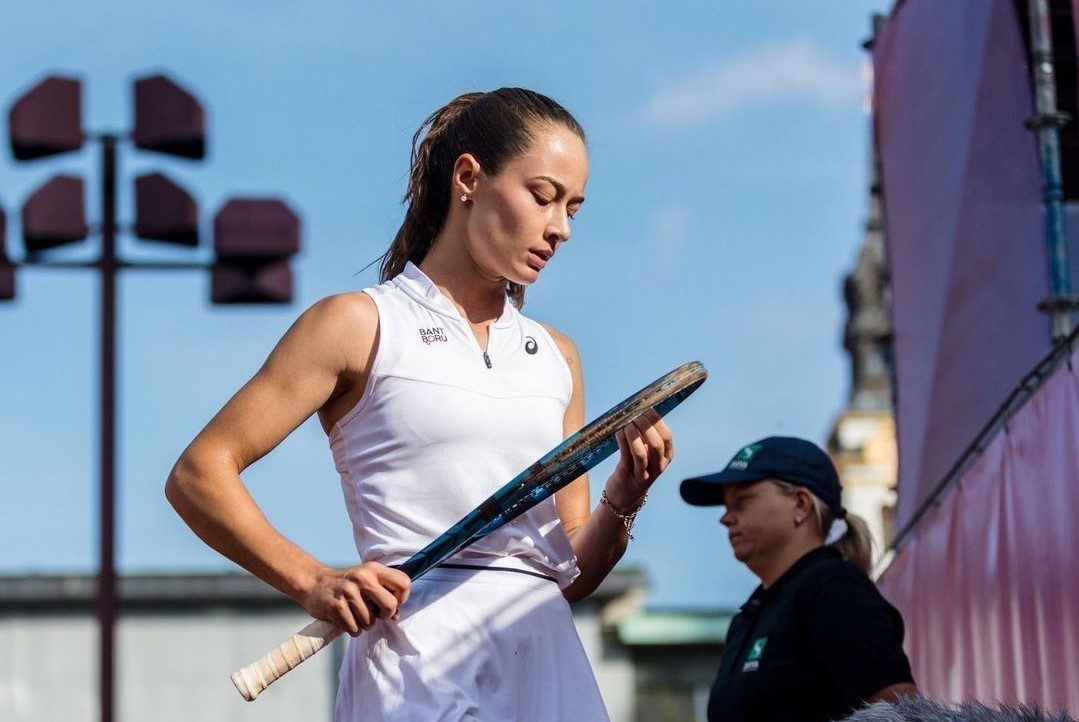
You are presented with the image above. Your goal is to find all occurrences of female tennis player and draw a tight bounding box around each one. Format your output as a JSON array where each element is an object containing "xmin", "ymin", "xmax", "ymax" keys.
[{"xmin": 165, "ymin": 88, "xmax": 673, "ymax": 721}]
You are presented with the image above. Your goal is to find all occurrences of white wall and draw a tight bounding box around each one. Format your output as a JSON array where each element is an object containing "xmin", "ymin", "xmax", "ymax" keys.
[
  {"xmin": 119, "ymin": 609, "xmax": 338, "ymax": 722},
  {"xmin": 0, "ymin": 613, "xmax": 96, "ymax": 721},
  {"xmin": 2, "ymin": 603, "xmax": 634, "ymax": 722}
]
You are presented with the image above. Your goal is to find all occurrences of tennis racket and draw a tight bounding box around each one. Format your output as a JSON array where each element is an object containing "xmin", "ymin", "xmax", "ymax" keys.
[{"xmin": 231, "ymin": 360, "xmax": 707, "ymax": 701}]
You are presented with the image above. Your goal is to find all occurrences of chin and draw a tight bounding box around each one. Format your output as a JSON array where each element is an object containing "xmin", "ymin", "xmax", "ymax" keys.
[
  {"xmin": 513, "ymin": 264, "xmax": 541, "ymax": 285},
  {"xmin": 730, "ymin": 545, "xmax": 751, "ymax": 563}
]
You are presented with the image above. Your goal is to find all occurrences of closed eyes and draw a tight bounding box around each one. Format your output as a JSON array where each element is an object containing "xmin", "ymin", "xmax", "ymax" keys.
[{"xmin": 532, "ymin": 192, "xmax": 580, "ymax": 220}]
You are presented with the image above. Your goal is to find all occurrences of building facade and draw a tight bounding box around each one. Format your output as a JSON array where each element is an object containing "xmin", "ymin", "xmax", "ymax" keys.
[{"xmin": 0, "ymin": 569, "xmax": 731, "ymax": 722}]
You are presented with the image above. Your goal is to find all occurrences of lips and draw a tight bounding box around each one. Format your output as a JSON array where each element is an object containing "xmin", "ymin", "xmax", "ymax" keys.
[{"xmin": 527, "ymin": 249, "xmax": 552, "ymax": 270}]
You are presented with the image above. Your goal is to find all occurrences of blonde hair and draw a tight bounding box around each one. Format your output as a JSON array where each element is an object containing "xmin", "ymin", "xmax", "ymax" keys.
[{"xmin": 772, "ymin": 480, "xmax": 874, "ymax": 574}]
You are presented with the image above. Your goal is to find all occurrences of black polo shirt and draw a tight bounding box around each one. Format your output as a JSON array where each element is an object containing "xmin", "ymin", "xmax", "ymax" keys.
[{"xmin": 707, "ymin": 547, "xmax": 913, "ymax": 722}]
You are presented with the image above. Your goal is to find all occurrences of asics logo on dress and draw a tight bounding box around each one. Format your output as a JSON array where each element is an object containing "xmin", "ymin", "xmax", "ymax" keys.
[{"xmin": 419, "ymin": 327, "xmax": 448, "ymax": 345}]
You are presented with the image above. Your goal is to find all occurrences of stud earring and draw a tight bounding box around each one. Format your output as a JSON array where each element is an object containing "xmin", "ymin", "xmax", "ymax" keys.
[
  {"xmin": 795, "ymin": 517, "xmax": 804, "ymax": 526},
  {"xmin": 460, "ymin": 194, "xmax": 469, "ymax": 203}
]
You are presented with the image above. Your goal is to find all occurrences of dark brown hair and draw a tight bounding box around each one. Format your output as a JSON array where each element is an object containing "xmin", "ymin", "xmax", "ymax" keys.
[{"xmin": 379, "ymin": 88, "xmax": 586, "ymax": 308}]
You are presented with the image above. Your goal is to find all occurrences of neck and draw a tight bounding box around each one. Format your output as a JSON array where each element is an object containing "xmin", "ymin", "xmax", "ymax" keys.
[
  {"xmin": 419, "ymin": 228, "xmax": 507, "ymax": 324},
  {"xmin": 751, "ymin": 538, "xmax": 822, "ymax": 589}
]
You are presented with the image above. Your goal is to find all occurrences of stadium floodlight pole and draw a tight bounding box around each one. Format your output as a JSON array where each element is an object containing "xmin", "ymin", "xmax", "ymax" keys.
[
  {"xmin": 3, "ymin": 73, "xmax": 300, "ymax": 722},
  {"xmin": 1026, "ymin": 0, "xmax": 1079, "ymax": 340},
  {"xmin": 100, "ymin": 130, "xmax": 119, "ymax": 722}
]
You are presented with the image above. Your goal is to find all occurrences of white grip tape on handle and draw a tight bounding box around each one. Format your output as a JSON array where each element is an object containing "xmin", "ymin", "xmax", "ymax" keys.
[{"xmin": 231, "ymin": 619, "xmax": 341, "ymax": 701}]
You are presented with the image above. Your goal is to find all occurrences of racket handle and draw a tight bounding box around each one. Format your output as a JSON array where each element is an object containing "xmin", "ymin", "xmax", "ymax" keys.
[{"xmin": 231, "ymin": 619, "xmax": 341, "ymax": 701}]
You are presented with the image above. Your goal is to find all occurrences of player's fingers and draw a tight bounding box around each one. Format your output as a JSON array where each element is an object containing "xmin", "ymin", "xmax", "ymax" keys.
[
  {"xmin": 631, "ymin": 413, "xmax": 664, "ymax": 472},
  {"xmin": 646, "ymin": 410, "xmax": 675, "ymax": 463},
  {"xmin": 614, "ymin": 426, "xmax": 631, "ymax": 471},
  {"xmin": 362, "ymin": 585, "xmax": 399, "ymax": 621},
  {"xmin": 639, "ymin": 409, "xmax": 674, "ymax": 468},
  {"xmin": 348, "ymin": 593, "xmax": 375, "ymax": 630},
  {"xmin": 657, "ymin": 417, "xmax": 674, "ymax": 464},
  {"xmin": 378, "ymin": 566, "xmax": 412, "ymax": 606},
  {"xmin": 623, "ymin": 421, "xmax": 648, "ymax": 480},
  {"xmin": 634, "ymin": 412, "xmax": 665, "ymax": 452},
  {"xmin": 334, "ymin": 599, "xmax": 360, "ymax": 637}
]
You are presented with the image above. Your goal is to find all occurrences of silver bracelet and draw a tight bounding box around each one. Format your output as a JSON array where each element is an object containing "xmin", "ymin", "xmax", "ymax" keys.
[{"xmin": 600, "ymin": 489, "xmax": 648, "ymax": 540}]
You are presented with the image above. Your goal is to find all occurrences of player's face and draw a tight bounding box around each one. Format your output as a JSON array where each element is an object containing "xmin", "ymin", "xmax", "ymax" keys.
[
  {"xmin": 466, "ymin": 122, "xmax": 588, "ymax": 286},
  {"xmin": 719, "ymin": 480, "xmax": 800, "ymax": 569}
]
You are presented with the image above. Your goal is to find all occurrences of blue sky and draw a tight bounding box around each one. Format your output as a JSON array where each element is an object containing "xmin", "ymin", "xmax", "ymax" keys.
[{"xmin": 0, "ymin": 0, "xmax": 891, "ymax": 608}]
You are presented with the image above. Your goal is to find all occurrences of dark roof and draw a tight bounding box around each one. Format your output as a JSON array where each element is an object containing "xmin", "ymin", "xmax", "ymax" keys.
[{"xmin": 0, "ymin": 567, "xmax": 648, "ymax": 611}]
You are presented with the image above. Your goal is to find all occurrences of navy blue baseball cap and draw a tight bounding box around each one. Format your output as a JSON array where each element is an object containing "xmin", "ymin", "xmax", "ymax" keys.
[{"xmin": 679, "ymin": 436, "xmax": 843, "ymax": 515}]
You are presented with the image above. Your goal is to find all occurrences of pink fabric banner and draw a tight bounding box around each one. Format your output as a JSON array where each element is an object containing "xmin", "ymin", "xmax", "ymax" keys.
[
  {"xmin": 878, "ymin": 353, "xmax": 1079, "ymax": 711},
  {"xmin": 873, "ymin": 0, "xmax": 1052, "ymax": 532}
]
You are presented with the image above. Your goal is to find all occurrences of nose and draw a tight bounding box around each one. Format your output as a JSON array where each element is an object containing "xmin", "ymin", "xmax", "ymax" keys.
[
  {"xmin": 545, "ymin": 206, "xmax": 571, "ymax": 244},
  {"xmin": 720, "ymin": 509, "xmax": 735, "ymax": 528}
]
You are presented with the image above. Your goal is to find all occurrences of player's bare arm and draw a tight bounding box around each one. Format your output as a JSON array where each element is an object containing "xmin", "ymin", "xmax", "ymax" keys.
[
  {"xmin": 165, "ymin": 293, "xmax": 410, "ymax": 635},
  {"xmin": 545, "ymin": 324, "xmax": 674, "ymax": 603}
]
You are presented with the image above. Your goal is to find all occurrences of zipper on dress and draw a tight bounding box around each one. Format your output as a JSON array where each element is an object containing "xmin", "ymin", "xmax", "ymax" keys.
[{"xmin": 481, "ymin": 323, "xmax": 493, "ymax": 369}]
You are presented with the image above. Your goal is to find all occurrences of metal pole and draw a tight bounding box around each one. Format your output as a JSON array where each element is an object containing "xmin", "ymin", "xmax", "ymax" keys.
[
  {"xmin": 1027, "ymin": 0, "xmax": 1077, "ymax": 339},
  {"xmin": 98, "ymin": 134, "xmax": 118, "ymax": 722}
]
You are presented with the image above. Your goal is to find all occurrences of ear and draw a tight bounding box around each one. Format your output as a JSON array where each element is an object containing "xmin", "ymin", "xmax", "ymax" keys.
[
  {"xmin": 792, "ymin": 489, "xmax": 816, "ymax": 522},
  {"xmin": 452, "ymin": 153, "xmax": 482, "ymax": 199}
]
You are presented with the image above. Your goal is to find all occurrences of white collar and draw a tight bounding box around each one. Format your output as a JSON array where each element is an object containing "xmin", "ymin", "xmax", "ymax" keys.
[{"xmin": 395, "ymin": 261, "xmax": 517, "ymax": 329}]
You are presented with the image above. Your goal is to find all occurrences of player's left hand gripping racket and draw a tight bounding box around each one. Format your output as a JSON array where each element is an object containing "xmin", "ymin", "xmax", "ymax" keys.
[{"xmin": 231, "ymin": 361, "xmax": 707, "ymax": 701}]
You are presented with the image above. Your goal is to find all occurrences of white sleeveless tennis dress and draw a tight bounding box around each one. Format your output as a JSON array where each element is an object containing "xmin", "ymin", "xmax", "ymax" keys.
[{"xmin": 328, "ymin": 262, "xmax": 609, "ymax": 721}]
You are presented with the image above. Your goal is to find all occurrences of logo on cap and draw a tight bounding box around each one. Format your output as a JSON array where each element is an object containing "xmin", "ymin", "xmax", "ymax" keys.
[{"xmin": 728, "ymin": 442, "xmax": 763, "ymax": 471}]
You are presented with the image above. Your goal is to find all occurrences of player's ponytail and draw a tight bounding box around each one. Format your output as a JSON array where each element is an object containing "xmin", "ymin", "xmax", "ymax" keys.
[{"xmin": 380, "ymin": 88, "xmax": 585, "ymax": 309}]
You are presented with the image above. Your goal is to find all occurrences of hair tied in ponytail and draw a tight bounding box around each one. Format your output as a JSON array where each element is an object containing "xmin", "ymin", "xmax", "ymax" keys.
[
  {"xmin": 379, "ymin": 88, "xmax": 585, "ymax": 310},
  {"xmin": 825, "ymin": 519, "xmax": 848, "ymax": 545}
]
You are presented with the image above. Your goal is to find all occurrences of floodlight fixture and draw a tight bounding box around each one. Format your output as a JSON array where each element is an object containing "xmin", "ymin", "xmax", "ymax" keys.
[
  {"xmin": 0, "ymin": 264, "xmax": 13, "ymax": 301},
  {"xmin": 214, "ymin": 198, "xmax": 300, "ymax": 260},
  {"xmin": 8, "ymin": 75, "xmax": 83, "ymax": 160},
  {"xmin": 133, "ymin": 74, "xmax": 206, "ymax": 160},
  {"xmin": 211, "ymin": 260, "xmax": 293, "ymax": 304},
  {"xmin": 134, "ymin": 172, "xmax": 198, "ymax": 246},
  {"xmin": 0, "ymin": 207, "xmax": 13, "ymax": 300},
  {"xmin": 21, "ymin": 174, "xmax": 87, "ymax": 251},
  {"xmin": 211, "ymin": 198, "xmax": 300, "ymax": 303}
]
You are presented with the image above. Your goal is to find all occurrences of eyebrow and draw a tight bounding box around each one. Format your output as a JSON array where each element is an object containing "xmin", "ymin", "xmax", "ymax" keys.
[{"xmin": 533, "ymin": 175, "xmax": 585, "ymax": 205}]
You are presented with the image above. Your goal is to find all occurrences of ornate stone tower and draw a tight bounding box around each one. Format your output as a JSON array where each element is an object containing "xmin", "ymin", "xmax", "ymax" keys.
[{"xmin": 827, "ymin": 147, "xmax": 899, "ymax": 576}]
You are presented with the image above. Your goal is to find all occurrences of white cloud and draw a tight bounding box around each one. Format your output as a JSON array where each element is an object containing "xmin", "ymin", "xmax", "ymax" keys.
[
  {"xmin": 652, "ymin": 203, "xmax": 694, "ymax": 246},
  {"xmin": 644, "ymin": 38, "xmax": 865, "ymax": 126},
  {"xmin": 644, "ymin": 203, "xmax": 694, "ymax": 274}
]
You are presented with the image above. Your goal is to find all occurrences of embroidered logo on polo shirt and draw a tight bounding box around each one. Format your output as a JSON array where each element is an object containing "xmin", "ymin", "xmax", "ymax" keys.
[
  {"xmin": 742, "ymin": 636, "xmax": 767, "ymax": 672},
  {"xmin": 524, "ymin": 336, "xmax": 538, "ymax": 355},
  {"xmin": 728, "ymin": 443, "xmax": 763, "ymax": 471},
  {"xmin": 419, "ymin": 327, "xmax": 448, "ymax": 345}
]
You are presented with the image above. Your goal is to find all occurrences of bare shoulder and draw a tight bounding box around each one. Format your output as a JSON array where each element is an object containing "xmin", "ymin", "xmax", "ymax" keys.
[
  {"xmin": 292, "ymin": 292, "xmax": 378, "ymax": 370},
  {"xmin": 540, "ymin": 323, "xmax": 580, "ymax": 370},
  {"xmin": 303, "ymin": 291, "xmax": 377, "ymax": 331}
]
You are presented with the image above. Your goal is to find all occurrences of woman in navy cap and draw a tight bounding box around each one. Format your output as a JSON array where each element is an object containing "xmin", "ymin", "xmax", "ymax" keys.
[{"xmin": 680, "ymin": 436, "xmax": 918, "ymax": 722}]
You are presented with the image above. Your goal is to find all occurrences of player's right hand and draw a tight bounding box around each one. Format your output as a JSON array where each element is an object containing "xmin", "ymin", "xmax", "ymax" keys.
[{"xmin": 300, "ymin": 562, "xmax": 411, "ymax": 636}]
